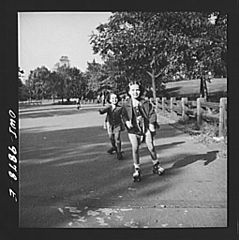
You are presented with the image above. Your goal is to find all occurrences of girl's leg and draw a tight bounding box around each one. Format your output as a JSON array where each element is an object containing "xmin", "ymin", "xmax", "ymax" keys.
[
  {"xmin": 114, "ymin": 129, "xmax": 122, "ymax": 160},
  {"xmin": 128, "ymin": 133, "xmax": 140, "ymax": 167},
  {"xmin": 109, "ymin": 132, "xmax": 116, "ymax": 148},
  {"xmin": 106, "ymin": 123, "xmax": 116, "ymax": 153},
  {"xmin": 145, "ymin": 130, "xmax": 157, "ymax": 160},
  {"xmin": 128, "ymin": 133, "xmax": 141, "ymax": 182},
  {"xmin": 128, "ymin": 133, "xmax": 142, "ymax": 181},
  {"xmin": 107, "ymin": 132, "xmax": 116, "ymax": 154},
  {"xmin": 145, "ymin": 130, "xmax": 164, "ymax": 174}
]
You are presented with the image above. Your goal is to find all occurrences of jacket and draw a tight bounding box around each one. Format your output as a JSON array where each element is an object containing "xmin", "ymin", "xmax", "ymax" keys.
[
  {"xmin": 122, "ymin": 98, "xmax": 158, "ymax": 134},
  {"xmin": 99, "ymin": 104, "xmax": 124, "ymax": 130}
]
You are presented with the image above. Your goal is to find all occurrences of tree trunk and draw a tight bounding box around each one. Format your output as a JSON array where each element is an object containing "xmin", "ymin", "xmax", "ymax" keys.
[
  {"xmin": 200, "ymin": 77, "xmax": 208, "ymax": 100},
  {"xmin": 200, "ymin": 77, "xmax": 204, "ymax": 98},
  {"xmin": 151, "ymin": 69, "xmax": 157, "ymax": 101},
  {"xmin": 146, "ymin": 69, "xmax": 156, "ymax": 101},
  {"xmin": 204, "ymin": 79, "xmax": 208, "ymax": 101}
]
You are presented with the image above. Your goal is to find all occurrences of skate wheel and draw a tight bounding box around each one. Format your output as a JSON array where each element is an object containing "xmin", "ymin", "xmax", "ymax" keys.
[{"xmin": 153, "ymin": 169, "xmax": 164, "ymax": 175}]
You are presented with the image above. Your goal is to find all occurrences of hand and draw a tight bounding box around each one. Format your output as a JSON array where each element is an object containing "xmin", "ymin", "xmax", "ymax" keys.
[
  {"xmin": 137, "ymin": 116, "xmax": 142, "ymax": 121},
  {"xmin": 149, "ymin": 123, "xmax": 155, "ymax": 132},
  {"xmin": 126, "ymin": 120, "xmax": 133, "ymax": 129}
]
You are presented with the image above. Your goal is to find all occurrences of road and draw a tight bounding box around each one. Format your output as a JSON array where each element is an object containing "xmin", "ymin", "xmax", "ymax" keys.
[{"xmin": 19, "ymin": 104, "xmax": 227, "ymax": 228}]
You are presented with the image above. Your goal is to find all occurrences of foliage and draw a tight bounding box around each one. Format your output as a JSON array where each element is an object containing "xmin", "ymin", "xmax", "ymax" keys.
[
  {"xmin": 18, "ymin": 68, "xmax": 29, "ymax": 101},
  {"xmin": 84, "ymin": 59, "xmax": 110, "ymax": 98},
  {"xmin": 23, "ymin": 57, "xmax": 86, "ymax": 102},
  {"xmin": 26, "ymin": 66, "xmax": 51, "ymax": 100},
  {"xmin": 90, "ymin": 12, "xmax": 227, "ymax": 98},
  {"xmin": 50, "ymin": 64, "xmax": 86, "ymax": 102}
]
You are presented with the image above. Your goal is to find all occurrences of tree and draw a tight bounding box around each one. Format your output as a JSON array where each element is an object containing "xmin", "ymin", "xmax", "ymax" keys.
[
  {"xmin": 67, "ymin": 67, "xmax": 87, "ymax": 99},
  {"xmin": 174, "ymin": 12, "xmax": 227, "ymax": 99},
  {"xmin": 18, "ymin": 68, "xmax": 29, "ymax": 101},
  {"xmin": 84, "ymin": 59, "xmax": 109, "ymax": 99},
  {"xmin": 90, "ymin": 12, "xmax": 188, "ymax": 99},
  {"xmin": 101, "ymin": 56, "xmax": 128, "ymax": 94},
  {"xmin": 27, "ymin": 66, "xmax": 51, "ymax": 100},
  {"xmin": 52, "ymin": 59, "xmax": 86, "ymax": 103},
  {"xmin": 90, "ymin": 12, "xmax": 227, "ymax": 100}
]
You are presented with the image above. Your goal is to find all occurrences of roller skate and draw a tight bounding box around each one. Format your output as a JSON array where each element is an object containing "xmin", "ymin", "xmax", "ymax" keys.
[
  {"xmin": 153, "ymin": 162, "xmax": 165, "ymax": 175},
  {"xmin": 107, "ymin": 147, "xmax": 117, "ymax": 154},
  {"xmin": 133, "ymin": 167, "xmax": 141, "ymax": 182}
]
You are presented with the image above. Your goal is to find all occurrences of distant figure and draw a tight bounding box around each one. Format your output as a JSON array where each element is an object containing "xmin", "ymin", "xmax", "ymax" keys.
[
  {"xmin": 101, "ymin": 93, "xmax": 105, "ymax": 106},
  {"xmin": 99, "ymin": 92, "xmax": 125, "ymax": 160},
  {"xmin": 77, "ymin": 98, "xmax": 81, "ymax": 110},
  {"xmin": 81, "ymin": 96, "xmax": 84, "ymax": 104},
  {"xmin": 97, "ymin": 94, "xmax": 101, "ymax": 104}
]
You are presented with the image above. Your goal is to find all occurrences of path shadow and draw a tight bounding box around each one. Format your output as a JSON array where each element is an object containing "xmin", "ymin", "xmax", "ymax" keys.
[
  {"xmin": 19, "ymin": 106, "xmax": 76, "ymax": 113},
  {"xmin": 19, "ymin": 123, "xmax": 188, "ymax": 227},
  {"xmin": 170, "ymin": 150, "xmax": 219, "ymax": 169},
  {"xmin": 140, "ymin": 141, "xmax": 185, "ymax": 155},
  {"xmin": 19, "ymin": 108, "xmax": 97, "ymax": 119},
  {"xmin": 19, "ymin": 106, "xmax": 220, "ymax": 227}
]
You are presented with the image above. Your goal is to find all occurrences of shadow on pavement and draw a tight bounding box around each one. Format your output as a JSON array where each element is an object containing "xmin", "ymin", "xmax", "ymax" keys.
[
  {"xmin": 19, "ymin": 108, "xmax": 98, "ymax": 119},
  {"xmin": 19, "ymin": 106, "xmax": 218, "ymax": 227},
  {"xmin": 19, "ymin": 123, "xmax": 189, "ymax": 227},
  {"xmin": 139, "ymin": 141, "xmax": 185, "ymax": 157},
  {"xmin": 170, "ymin": 150, "xmax": 219, "ymax": 169}
]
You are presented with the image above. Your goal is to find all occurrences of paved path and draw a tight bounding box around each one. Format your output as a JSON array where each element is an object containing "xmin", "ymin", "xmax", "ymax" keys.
[{"xmin": 19, "ymin": 104, "xmax": 227, "ymax": 228}]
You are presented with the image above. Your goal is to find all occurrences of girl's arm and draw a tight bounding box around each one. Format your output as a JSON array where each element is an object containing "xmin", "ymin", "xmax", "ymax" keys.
[
  {"xmin": 99, "ymin": 105, "xmax": 110, "ymax": 115},
  {"xmin": 121, "ymin": 105, "xmax": 129, "ymax": 122},
  {"xmin": 148, "ymin": 102, "xmax": 157, "ymax": 124},
  {"xmin": 121, "ymin": 106, "xmax": 133, "ymax": 129},
  {"xmin": 148, "ymin": 102, "xmax": 160, "ymax": 131}
]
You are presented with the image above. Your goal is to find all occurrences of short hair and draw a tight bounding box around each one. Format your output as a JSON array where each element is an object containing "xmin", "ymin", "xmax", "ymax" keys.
[
  {"xmin": 106, "ymin": 92, "xmax": 121, "ymax": 103},
  {"xmin": 126, "ymin": 81, "xmax": 144, "ymax": 97}
]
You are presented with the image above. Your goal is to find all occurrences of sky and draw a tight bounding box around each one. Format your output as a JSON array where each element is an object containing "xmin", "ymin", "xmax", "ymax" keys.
[{"xmin": 18, "ymin": 12, "xmax": 112, "ymax": 81}]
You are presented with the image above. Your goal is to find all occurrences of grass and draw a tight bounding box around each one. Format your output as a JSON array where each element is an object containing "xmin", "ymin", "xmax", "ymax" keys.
[
  {"xmin": 162, "ymin": 110, "xmax": 227, "ymax": 159},
  {"xmin": 160, "ymin": 77, "xmax": 227, "ymax": 159},
  {"xmin": 164, "ymin": 78, "xmax": 227, "ymax": 100}
]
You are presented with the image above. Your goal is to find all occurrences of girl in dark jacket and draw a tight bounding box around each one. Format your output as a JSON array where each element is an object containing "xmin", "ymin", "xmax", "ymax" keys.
[
  {"xmin": 99, "ymin": 92, "xmax": 124, "ymax": 160},
  {"xmin": 122, "ymin": 82, "xmax": 164, "ymax": 181}
]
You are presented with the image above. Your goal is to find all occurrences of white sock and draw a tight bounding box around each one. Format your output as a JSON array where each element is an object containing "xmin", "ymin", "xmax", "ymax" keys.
[
  {"xmin": 152, "ymin": 159, "xmax": 159, "ymax": 165},
  {"xmin": 134, "ymin": 163, "xmax": 140, "ymax": 169}
]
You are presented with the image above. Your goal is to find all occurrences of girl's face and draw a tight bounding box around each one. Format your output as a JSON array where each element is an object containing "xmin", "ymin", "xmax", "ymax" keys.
[
  {"xmin": 128, "ymin": 84, "xmax": 141, "ymax": 99},
  {"xmin": 110, "ymin": 94, "xmax": 118, "ymax": 105}
]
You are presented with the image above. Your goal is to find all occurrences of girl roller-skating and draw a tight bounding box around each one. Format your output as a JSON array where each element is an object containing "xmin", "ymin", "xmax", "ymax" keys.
[
  {"xmin": 99, "ymin": 92, "xmax": 124, "ymax": 160},
  {"xmin": 122, "ymin": 81, "xmax": 164, "ymax": 182}
]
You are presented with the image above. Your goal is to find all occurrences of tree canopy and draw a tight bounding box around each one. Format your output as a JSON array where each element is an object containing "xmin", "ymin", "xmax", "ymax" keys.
[
  {"xmin": 19, "ymin": 12, "xmax": 227, "ymax": 102},
  {"xmin": 90, "ymin": 12, "xmax": 227, "ymax": 98}
]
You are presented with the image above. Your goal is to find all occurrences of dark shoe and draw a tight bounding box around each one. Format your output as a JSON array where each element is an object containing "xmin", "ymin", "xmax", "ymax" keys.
[
  {"xmin": 117, "ymin": 152, "xmax": 123, "ymax": 160},
  {"xmin": 107, "ymin": 147, "xmax": 117, "ymax": 154},
  {"xmin": 133, "ymin": 168, "xmax": 141, "ymax": 182}
]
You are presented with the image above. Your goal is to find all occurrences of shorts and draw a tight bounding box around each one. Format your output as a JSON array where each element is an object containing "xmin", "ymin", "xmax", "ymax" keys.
[{"xmin": 106, "ymin": 122, "xmax": 121, "ymax": 135}]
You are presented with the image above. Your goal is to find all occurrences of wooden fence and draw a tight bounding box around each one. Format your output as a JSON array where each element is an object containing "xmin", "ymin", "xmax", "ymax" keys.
[
  {"xmin": 19, "ymin": 100, "xmax": 43, "ymax": 106},
  {"xmin": 154, "ymin": 97, "xmax": 227, "ymax": 137}
]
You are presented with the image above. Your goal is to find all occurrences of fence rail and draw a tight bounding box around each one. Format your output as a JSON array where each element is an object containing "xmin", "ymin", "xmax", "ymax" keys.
[
  {"xmin": 154, "ymin": 97, "xmax": 227, "ymax": 137},
  {"xmin": 19, "ymin": 100, "xmax": 43, "ymax": 106}
]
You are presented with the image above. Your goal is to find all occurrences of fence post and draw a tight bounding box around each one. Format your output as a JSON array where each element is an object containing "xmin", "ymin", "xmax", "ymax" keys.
[
  {"xmin": 219, "ymin": 98, "xmax": 227, "ymax": 137},
  {"xmin": 196, "ymin": 98, "xmax": 204, "ymax": 126},
  {"xmin": 170, "ymin": 97, "xmax": 175, "ymax": 113},
  {"xmin": 181, "ymin": 97, "xmax": 188, "ymax": 120},
  {"xmin": 162, "ymin": 97, "xmax": 166, "ymax": 115}
]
